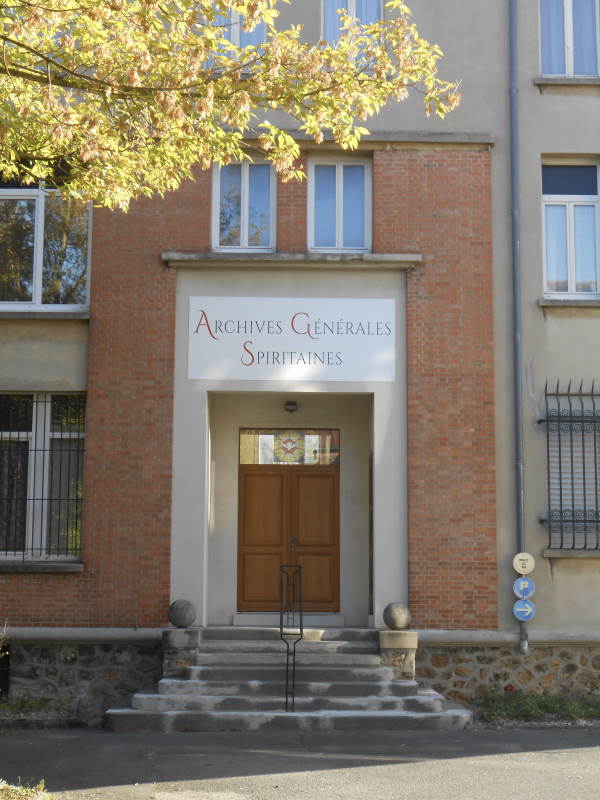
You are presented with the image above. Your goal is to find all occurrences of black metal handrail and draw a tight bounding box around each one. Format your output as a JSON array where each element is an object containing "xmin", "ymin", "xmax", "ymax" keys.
[{"xmin": 279, "ymin": 564, "xmax": 303, "ymax": 712}]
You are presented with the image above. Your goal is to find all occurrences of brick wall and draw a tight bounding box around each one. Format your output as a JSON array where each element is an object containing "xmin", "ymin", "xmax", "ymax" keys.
[
  {"xmin": 373, "ymin": 146, "xmax": 497, "ymax": 629},
  {"xmin": 2, "ymin": 147, "xmax": 496, "ymax": 629},
  {"xmin": 1, "ymin": 172, "xmax": 211, "ymax": 626}
]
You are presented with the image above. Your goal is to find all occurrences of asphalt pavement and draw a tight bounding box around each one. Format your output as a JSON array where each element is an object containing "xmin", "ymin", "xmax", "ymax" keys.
[{"xmin": 2, "ymin": 727, "xmax": 600, "ymax": 800}]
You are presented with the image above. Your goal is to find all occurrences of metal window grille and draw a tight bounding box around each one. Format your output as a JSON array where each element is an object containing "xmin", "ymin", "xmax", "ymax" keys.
[
  {"xmin": 0, "ymin": 393, "xmax": 85, "ymax": 560},
  {"xmin": 543, "ymin": 381, "xmax": 600, "ymax": 550}
]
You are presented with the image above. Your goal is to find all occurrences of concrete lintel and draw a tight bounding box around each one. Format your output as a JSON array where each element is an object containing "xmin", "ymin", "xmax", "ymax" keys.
[
  {"xmin": 246, "ymin": 130, "xmax": 495, "ymax": 146},
  {"xmin": 417, "ymin": 629, "xmax": 600, "ymax": 646},
  {"xmin": 379, "ymin": 630, "xmax": 418, "ymax": 649},
  {"xmin": 6, "ymin": 627, "xmax": 163, "ymax": 644},
  {"xmin": 162, "ymin": 252, "xmax": 422, "ymax": 271}
]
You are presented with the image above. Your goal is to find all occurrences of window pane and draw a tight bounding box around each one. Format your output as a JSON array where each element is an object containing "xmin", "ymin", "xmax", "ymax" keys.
[
  {"xmin": 343, "ymin": 165, "xmax": 366, "ymax": 248},
  {"xmin": 219, "ymin": 165, "xmax": 242, "ymax": 246},
  {"xmin": 240, "ymin": 20, "xmax": 265, "ymax": 47},
  {"xmin": 240, "ymin": 429, "xmax": 340, "ymax": 465},
  {"xmin": 356, "ymin": 0, "xmax": 380, "ymax": 24},
  {"xmin": 51, "ymin": 395, "xmax": 85, "ymax": 434},
  {"xmin": 573, "ymin": 0, "xmax": 598, "ymax": 74},
  {"xmin": 0, "ymin": 440, "xmax": 28, "ymax": 553},
  {"xmin": 42, "ymin": 195, "xmax": 88, "ymax": 304},
  {"xmin": 46, "ymin": 438, "xmax": 83, "ymax": 556},
  {"xmin": 314, "ymin": 165, "xmax": 337, "ymax": 247},
  {"xmin": 574, "ymin": 204, "xmax": 598, "ymax": 291},
  {"xmin": 545, "ymin": 204, "xmax": 569, "ymax": 291},
  {"xmin": 0, "ymin": 394, "xmax": 33, "ymax": 432},
  {"xmin": 541, "ymin": 0, "xmax": 566, "ymax": 74},
  {"xmin": 324, "ymin": 0, "xmax": 346, "ymax": 42},
  {"xmin": 248, "ymin": 164, "xmax": 271, "ymax": 247},
  {"xmin": 0, "ymin": 198, "xmax": 35, "ymax": 302},
  {"xmin": 542, "ymin": 165, "xmax": 597, "ymax": 195}
]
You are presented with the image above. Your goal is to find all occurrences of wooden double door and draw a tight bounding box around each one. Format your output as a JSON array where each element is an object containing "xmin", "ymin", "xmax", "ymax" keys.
[{"xmin": 237, "ymin": 465, "xmax": 340, "ymax": 612}]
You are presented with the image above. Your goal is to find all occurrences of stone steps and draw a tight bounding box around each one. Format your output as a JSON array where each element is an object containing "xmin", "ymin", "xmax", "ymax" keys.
[
  {"xmin": 193, "ymin": 652, "xmax": 382, "ymax": 666},
  {"xmin": 131, "ymin": 690, "xmax": 445, "ymax": 713},
  {"xmin": 197, "ymin": 639, "xmax": 378, "ymax": 654},
  {"xmin": 186, "ymin": 664, "xmax": 396, "ymax": 682},
  {"xmin": 158, "ymin": 677, "xmax": 420, "ymax": 697},
  {"xmin": 104, "ymin": 628, "xmax": 472, "ymax": 732},
  {"xmin": 106, "ymin": 708, "xmax": 472, "ymax": 733}
]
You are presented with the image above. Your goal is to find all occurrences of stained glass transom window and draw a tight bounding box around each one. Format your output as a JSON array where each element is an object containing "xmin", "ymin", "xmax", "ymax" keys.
[{"xmin": 240, "ymin": 429, "xmax": 340, "ymax": 466}]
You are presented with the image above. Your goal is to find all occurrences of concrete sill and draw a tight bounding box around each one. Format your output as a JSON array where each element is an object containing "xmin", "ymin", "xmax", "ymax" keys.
[
  {"xmin": 538, "ymin": 298, "xmax": 600, "ymax": 307},
  {"xmin": 162, "ymin": 252, "xmax": 422, "ymax": 271},
  {"xmin": 544, "ymin": 549, "xmax": 600, "ymax": 558},
  {"xmin": 0, "ymin": 561, "xmax": 84, "ymax": 573},
  {"xmin": 0, "ymin": 310, "xmax": 90, "ymax": 320},
  {"xmin": 535, "ymin": 75, "xmax": 600, "ymax": 87}
]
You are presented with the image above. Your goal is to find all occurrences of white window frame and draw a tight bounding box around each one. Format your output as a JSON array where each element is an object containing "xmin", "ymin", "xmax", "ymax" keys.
[
  {"xmin": 321, "ymin": 0, "xmax": 383, "ymax": 40},
  {"xmin": 539, "ymin": 0, "xmax": 600, "ymax": 76},
  {"xmin": 0, "ymin": 187, "xmax": 91, "ymax": 311},
  {"xmin": 542, "ymin": 165, "xmax": 600, "ymax": 297},
  {"xmin": 307, "ymin": 157, "xmax": 372, "ymax": 253},
  {"xmin": 0, "ymin": 393, "xmax": 85, "ymax": 561},
  {"xmin": 211, "ymin": 162, "xmax": 276, "ymax": 252}
]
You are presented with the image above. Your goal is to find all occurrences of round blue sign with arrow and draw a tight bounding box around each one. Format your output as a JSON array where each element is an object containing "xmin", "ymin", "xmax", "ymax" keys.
[
  {"xmin": 513, "ymin": 577, "xmax": 536, "ymax": 600},
  {"xmin": 513, "ymin": 600, "xmax": 536, "ymax": 621}
]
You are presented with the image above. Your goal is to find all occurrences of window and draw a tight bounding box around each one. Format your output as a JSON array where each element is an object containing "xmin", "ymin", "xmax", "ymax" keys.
[
  {"xmin": 240, "ymin": 429, "xmax": 340, "ymax": 465},
  {"xmin": 540, "ymin": 0, "xmax": 599, "ymax": 75},
  {"xmin": 0, "ymin": 186, "xmax": 89, "ymax": 308},
  {"xmin": 544, "ymin": 382, "xmax": 600, "ymax": 550},
  {"xmin": 308, "ymin": 159, "xmax": 372, "ymax": 252},
  {"xmin": 212, "ymin": 163, "xmax": 275, "ymax": 251},
  {"xmin": 543, "ymin": 165, "xmax": 599, "ymax": 295},
  {"xmin": 323, "ymin": 0, "xmax": 381, "ymax": 43},
  {"xmin": 0, "ymin": 394, "xmax": 85, "ymax": 560},
  {"xmin": 215, "ymin": 11, "xmax": 265, "ymax": 48}
]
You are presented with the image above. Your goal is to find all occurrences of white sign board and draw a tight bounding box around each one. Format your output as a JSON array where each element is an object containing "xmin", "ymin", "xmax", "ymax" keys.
[
  {"xmin": 188, "ymin": 297, "xmax": 396, "ymax": 382},
  {"xmin": 512, "ymin": 552, "xmax": 535, "ymax": 575}
]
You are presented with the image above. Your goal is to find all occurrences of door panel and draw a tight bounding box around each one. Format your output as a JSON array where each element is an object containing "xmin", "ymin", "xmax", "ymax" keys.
[{"xmin": 238, "ymin": 465, "xmax": 339, "ymax": 612}]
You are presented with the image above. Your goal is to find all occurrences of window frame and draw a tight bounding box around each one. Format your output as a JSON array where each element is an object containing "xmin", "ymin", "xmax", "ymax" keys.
[
  {"xmin": 542, "ymin": 164, "xmax": 600, "ymax": 298},
  {"xmin": 321, "ymin": 0, "xmax": 383, "ymax": 42},
  {"xmin": 539, "ymin": 0, "xmax": 600, "ymax": 77},
  {"xmin": 211, "ymin": 162, "xmax": 276, "ymax": 253},
  {"xmin": 0, "ymin": 392, "xmax": 85, "ymax": 561},
  {"xmin": 0, "ymin": 187, "xmax": 91, "ymax": 311},
  {"xmin": 219, "ymin": 10, "xmax": 266, "ymax": 48},
  {"xmin": 307, "ymin": 157, "xmax": 372, "ymax": 253}
]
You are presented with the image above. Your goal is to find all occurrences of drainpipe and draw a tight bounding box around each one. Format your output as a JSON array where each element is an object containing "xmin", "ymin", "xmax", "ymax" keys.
[{"xmin": 509, "ymin": 0, "xmax": 528, "ymax": 655}]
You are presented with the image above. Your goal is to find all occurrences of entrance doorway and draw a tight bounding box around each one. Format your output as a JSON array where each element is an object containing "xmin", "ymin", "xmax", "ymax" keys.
[{"xmin": 237, "ymin": 429, "xmax": 340, "ymax": 612}]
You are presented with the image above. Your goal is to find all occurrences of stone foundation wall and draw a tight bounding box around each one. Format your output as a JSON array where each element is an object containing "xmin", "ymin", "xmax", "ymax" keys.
[
  {"xmin": 7, "ymin": 641, "xmax": 162, "ymax": 726},
  {"xmin": 416, "ymin": 645, "xmax": 600, "ymax": 704}
]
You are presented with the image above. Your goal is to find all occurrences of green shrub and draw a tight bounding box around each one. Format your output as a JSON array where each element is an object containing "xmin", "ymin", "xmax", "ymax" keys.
[{"xmin": 474, "ymin": 689, "xmax": 600, "ymax": 723}]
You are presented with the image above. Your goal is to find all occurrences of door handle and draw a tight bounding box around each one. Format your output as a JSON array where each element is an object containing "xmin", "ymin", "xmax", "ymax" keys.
[{"xmin": 290, "ymin": 536, "xmax": 297, "ymax": 552}]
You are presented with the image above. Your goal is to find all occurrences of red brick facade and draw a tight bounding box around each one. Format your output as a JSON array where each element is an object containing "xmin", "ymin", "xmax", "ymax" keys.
[
  {"xmin": 3, "ymin": 146, "xmax": 496, "ymax": 629},
  {"xmin": 373, "ymin": 147, "xmax": 497, "ymax": 629}
]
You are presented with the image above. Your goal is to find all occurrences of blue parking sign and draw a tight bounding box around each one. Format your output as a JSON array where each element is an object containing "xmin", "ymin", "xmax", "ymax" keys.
[{"xmin": 513, "ymin": 576, "xmax": 536, "ymax": 599}]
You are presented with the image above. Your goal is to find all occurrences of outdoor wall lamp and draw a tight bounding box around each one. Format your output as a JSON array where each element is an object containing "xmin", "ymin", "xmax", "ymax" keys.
[{"xmin": 284, "ymin": 400, "xmax": 298, "ymax": 413}]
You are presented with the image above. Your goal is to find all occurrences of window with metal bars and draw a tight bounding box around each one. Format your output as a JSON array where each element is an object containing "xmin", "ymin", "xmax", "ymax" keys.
[
  {"xmin": 543, "ymin": 382, "xmax": 600, "ymax": 550},
  {"xmin": 0, "ymin": 393, "xmax": 85, "ymax": 560}
]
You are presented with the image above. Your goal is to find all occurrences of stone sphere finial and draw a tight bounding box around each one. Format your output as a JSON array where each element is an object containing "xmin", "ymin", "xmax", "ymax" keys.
[
  {"xmin": 383, "ymin": 602, "xmax": 411, "ymax": 630},
  {"xmin": 168, "ymin": 599, "xmax": 196, "ymax": 628}
]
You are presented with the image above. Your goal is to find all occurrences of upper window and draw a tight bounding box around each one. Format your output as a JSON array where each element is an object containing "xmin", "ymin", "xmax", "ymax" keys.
[
  {"xmin": 540, "ymin": 0, "xmax": 599, "ymax": 76},
  {"xmin": 212, "ymin": 163, "xmax": 275, "ymax": 251},
  {"xmin": 0, "ymin": 187, "xmax": 89, "ymax": 308},
  {"xmin": 323, "ymin": 0, "xmax": 381, "ymax": 43},
  {"xmin": 216, "ymin": 11, "xmax": 265, "ymax": 48},
  {"xmin": 543, "ymin": 165, "xmax": 599, "ymax": 295},
  {"xmin": 0, "ymin": 393, "xmax": 85, "ymax": 560},
  {"xmin": 308, "ymin": 159, "xmax": 372, "ymax": 252}
]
